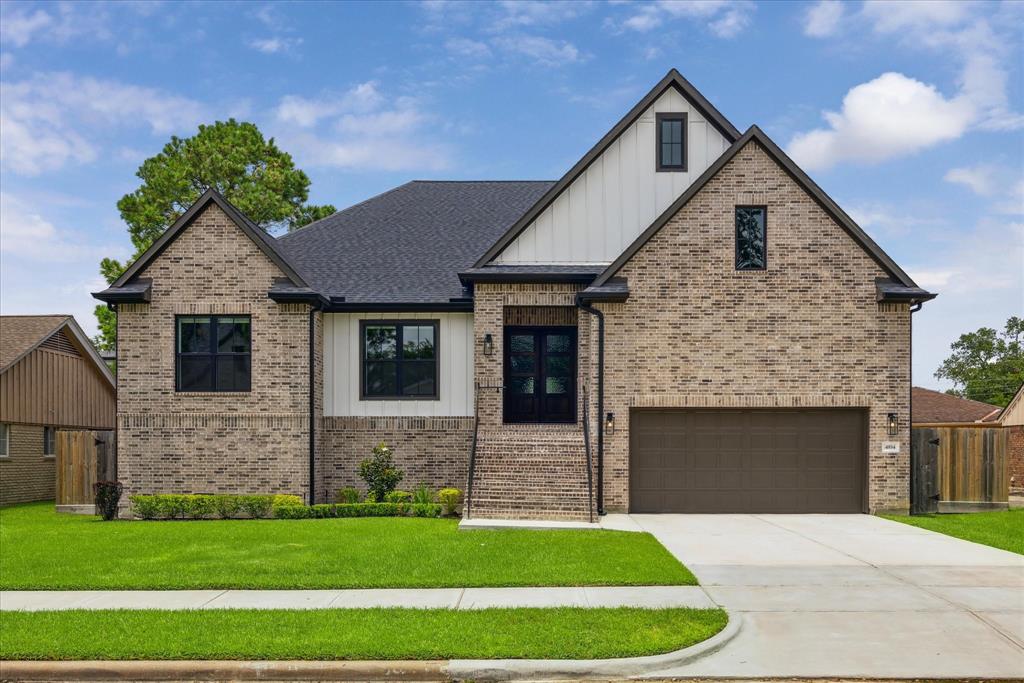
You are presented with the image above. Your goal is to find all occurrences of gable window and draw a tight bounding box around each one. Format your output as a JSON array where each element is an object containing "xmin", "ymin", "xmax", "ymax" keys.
[
  {"xmin": 735, "ymin": 206, "xmax": 767, "ymax": 270},
  {"xmin": 656, "ymin": 113, "xmax": 687, "ymax": 171},
  {"xmin": 176, "ymin": 316, "xmax": 251, "ymax": 392},
  {"xmin": 0, "ymin": 424, "xmax": 9, "ymax": 457},
  {"xmin": 361, "ymin": 321, "xmax": 439, "ymax": 399},
  {"xmin": 43, "ymin": 427, "xmax": 55, "ymax": 457}
]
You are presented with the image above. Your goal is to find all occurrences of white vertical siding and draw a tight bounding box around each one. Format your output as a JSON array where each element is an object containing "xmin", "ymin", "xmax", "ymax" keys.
[
  {"xmin": 323, "ymin": 312, "xmax": 474, "ymax": 417},
  {"xmin": 494, "ymin": 88, "xmax": 731, "ymax": 264}
]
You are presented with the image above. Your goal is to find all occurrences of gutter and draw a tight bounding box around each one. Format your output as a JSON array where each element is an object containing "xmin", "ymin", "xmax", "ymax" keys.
[{"xmin": 575, "ymin": 294, "xmax": 605, "ymax": 516}]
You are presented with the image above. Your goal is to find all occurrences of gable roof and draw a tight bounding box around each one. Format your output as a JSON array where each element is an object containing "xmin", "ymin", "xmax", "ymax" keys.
[
  {"xmin": 109, "ymin": 188, "xmax": 307, "ymax": 290},
  {"xmin": 912, "ymin": 386, "xmax": 1002, "ymax": 424},
  {"xmin": 998, "ymin": 382, "xmax": 1024, "ymax": 426},
  {"xmin": 472, "ymin": 69, "xmax": 741, "ymax": 268},
  {"xmin": 0, "ymin": 315, "xmax": 115, "ymax": 388},
  {"xmin": 592, "ymin": 125, "xmax": 927, "ymax": 293},
  {"xmin": 278, "ymin": 181, "xmax": 553, "ymax": 304}
]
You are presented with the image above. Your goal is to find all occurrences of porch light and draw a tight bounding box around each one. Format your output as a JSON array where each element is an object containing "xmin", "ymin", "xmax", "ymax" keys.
[
  {"xmin": 605, "ymin": 412, "xmax": 615, "ymax": 435},
  {"xmin": 483, "ymin": 333, "xmax": 494, "ymax": 356},
  {"xmin": 887, "ymin": 412, "xmax": 899, "ymax": 436}
]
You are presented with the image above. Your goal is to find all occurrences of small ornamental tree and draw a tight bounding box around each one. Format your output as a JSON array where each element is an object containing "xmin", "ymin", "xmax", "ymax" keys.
[{"xmin": 358, "ymin": 442, "xmax": 404, "ymax": 502}]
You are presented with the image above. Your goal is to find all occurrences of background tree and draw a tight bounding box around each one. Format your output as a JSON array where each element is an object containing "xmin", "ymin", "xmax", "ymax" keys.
[
  {"xmin": 935, "ymin": 316, "xmax": 1023, "ymax": 407},
  {"xmin": 94, "ymin": 119, "xmax": 335, "ymax": 351}
]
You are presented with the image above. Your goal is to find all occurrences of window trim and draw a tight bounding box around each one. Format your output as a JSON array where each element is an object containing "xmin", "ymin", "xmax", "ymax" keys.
[
  {"xmin": 735, "ymin": 205, "xmax": 768, "ymax": 271},
  {"xmin": 358, "ymin": 319, "xmax": 441, "ymax": 401},
  {"xmin": 43, "ymin": 426, "xmax": 55, "ymax": 457},
  {"xmin": 0, "ymin": 423, "xmax": 9, "ymax": 458},
  {"xmin": 655, "ymin": 112, "xmax": 688, "ymax": 172},
  {"xmin": 174, "ymin": 314, "xmax": 252, "ymax": 393}
]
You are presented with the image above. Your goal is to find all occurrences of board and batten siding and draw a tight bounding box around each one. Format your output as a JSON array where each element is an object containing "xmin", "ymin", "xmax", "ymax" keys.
[
  {"xmin": 323, "ymin": 312, "xmax": 474, "ymax": 417},
  {"xmin": 494, "ymin": 87, "xmax": 731, "ymax": 265},
  {"xmin": 0, "ymin": 347, "xmax": 115, "ymax": 429}
]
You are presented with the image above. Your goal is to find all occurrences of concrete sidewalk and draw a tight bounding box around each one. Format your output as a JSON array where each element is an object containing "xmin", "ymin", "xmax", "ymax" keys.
[{"xmin": 0, "ymin": 585, "xmax": 715, "ymax": 611}]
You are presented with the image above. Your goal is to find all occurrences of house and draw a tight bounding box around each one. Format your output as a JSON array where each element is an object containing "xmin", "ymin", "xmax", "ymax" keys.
[
  {"xmin": 0, "ymin": 316, "xmax": 116, "ymax": 505},
  {"xmin": 911, "ymin": 386, "xmax": 1002, "ymax": 425},
  {"xmin": 93, "ymin": 70, "xmax": 935, "ymax": 520},
  {"xmin": 998, "ymin": 383, "xmax": 1024, "ymax": 494}
]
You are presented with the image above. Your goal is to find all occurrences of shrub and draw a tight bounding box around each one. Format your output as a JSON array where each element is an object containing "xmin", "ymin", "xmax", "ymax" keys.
[
  {"xmin": 438, "ymin": 488, "xmax": 463, "ymax": 517},
  {"xmin": 358, "ymin": 441, "xmax": 404, "ymax": 503},
  {"xmin": 239, "ymin": 495, "xmax": 273, "ymax": 519},
  {"xmin": 93, "ymin": 481, "xmax": 123, "ymax": 521},
  {"xmin": 412, "ymin": 483, "xmax": 434, "ymax": 505},
  {"xmin": 214, "ymin": 495, "xmax": 241, "ymax": 519},
  {"xmin": 410, "ymin": 503, "xmax": 442, "ymax": 518},
  {"xmin": 273, "ymin": 505, "xmax": 312, "ymax": 519},
  {"xmin": 272, "ymin": 494, "xmax": 304, "ymax": 507},
  {"xmin": 184, "ymin": 495, "xmax": 217, "ymax": 519},
  {"xmin": 335, "ymin": 487, "xmax": 361, "ymax": 504},
  {"xmin": 159, "ymin": 495, "xmax": 190, "ymax": 520},
  {"xmin": 384, "ymin": 490, "xmax": 412, "ymax": 504},
  {"xmin": 130, "ymin": 494, "xmax": 161, "ymax": 520}
]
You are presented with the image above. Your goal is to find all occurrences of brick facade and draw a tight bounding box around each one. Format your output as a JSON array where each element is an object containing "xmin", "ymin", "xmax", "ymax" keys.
[
  {"xmin": 116, "ymin": 203, "xmax": 315, "ymax": 505},
  {"xmin": 1008, "ymin": 425, "xmax": 1024, "ymax": 494},
  {"xmin": 0, "ymin": 424, "xmax": 54, "ymax": 504}
]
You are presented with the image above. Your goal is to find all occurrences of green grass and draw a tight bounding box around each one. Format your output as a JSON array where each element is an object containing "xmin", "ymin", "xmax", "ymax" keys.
[
  {"xmin": 0, "ymin": 503, "xmax": 694, "ymax": 589},
  {"xmin": 0, "ymin": 607, "xmax": 728, "ymax": 661},
  {"xmin": 883, "ymin": 508, "xmax": 1024, "ymax": 555}
]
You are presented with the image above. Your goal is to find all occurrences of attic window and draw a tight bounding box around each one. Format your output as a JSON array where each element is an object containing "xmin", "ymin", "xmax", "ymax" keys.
[
  {"xmin": 735, "ymin": 206, "xmax": 767, "ymax": 270},
  {"xmin": 656, "ymin": 113, "xmax": 687, "ymax": 171}
]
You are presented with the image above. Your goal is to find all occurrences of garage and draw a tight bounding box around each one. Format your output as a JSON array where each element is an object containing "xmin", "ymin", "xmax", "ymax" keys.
[{"xmin": 630, "ymin": 409, "xmax": 866, "ymax": 513}]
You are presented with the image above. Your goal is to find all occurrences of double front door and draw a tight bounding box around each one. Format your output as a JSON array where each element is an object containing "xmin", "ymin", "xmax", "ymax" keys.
[{"xmin": 503, "ymin": 326, "xmax": 577, "ymax": 424}]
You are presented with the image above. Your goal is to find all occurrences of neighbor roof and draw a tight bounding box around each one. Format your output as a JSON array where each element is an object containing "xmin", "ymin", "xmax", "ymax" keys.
[
  {"xmin": 278, "ymin": 181, "xmax": 554, "ymax": 304},
  {"xmin": 912, "ymin": 386, "xmax": 1002, "ymax": 424},
  {"xmin": 0, "ymin": 315, "xmax": 115, "ymax": 387}
]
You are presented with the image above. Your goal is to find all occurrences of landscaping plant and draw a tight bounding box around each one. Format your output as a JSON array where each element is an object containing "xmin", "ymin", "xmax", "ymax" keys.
[
  {"xmin": 358, "ymin": 442, "xmax": 404, "ymax": 503},
  {"xmin": 335, "ymin": 487, "xmax": 361, "ymax": 504},
  {"xmin": 383, "ymin": 490, "xmax": 413, "ymax": 504},
  {"xmin": 412, "ymin": 484, "xmax": 435, "ymax": 505},
  {"xmin": 92, "ymin": 481, "xmax": 123, "ymax": 521},
  {"xmin": 438, "ymin": 488, "xmax": 463, "ymax": 517}
]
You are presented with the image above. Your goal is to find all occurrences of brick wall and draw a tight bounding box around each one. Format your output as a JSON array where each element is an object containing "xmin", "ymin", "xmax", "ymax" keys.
[
  {"xmin": 1008, "ymin": 425, "xmax": 1024, "ymax": 494},
  {"xmin": 0, "ymin": 423, "xmax": 54, "ymax": 504},
  {"xmin": 318, "ymin": 416, "xmax": 472, "ymax": 502},
  {"xmin": 116, "ymin": 203, "xmax": 314, "ymax": 504}
]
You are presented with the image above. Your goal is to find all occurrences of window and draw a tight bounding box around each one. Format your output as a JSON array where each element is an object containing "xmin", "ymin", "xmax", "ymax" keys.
[
  {"xmin": 735, "ymin": 206, "xmax": 767, "ymax": 270},
  {"xmin": 0, "ymin": 424, "xmax": 9, "ymax": 457},
  {"xmin": 360, "ymin": 321, "xmax": 439, "ymax": 399},
  {"xmin": 176, "ymin": 316, "xmax": 251, "ymax": 392},
  {"xmin": 43, "ymin": 427, "xmax": 55, "ymax": 457},
  {"xmin": 656, "ymin": 112, "xmax": 687, "ymax": 171}
]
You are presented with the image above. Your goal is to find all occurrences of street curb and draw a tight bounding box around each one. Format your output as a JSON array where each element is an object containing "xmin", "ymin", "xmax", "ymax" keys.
[
  {"xmin": 0, "ymin": 660, "xmax": 447, "ymax": 681},
  {"xmin": 447, "ymin": 609, "xmax": 743, "ymax": 681}
]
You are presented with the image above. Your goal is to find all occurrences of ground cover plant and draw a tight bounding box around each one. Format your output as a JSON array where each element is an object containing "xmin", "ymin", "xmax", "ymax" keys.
[
  {"xmin": 0, "ymin": 607, "xmax": 728, "ymax": 661},
  {"xmin": 0, "ymin": 502, "xmax": 696, "ymax": 589},
  {"xmin": 883, "ymin": 508, "xmax": 1023, "ymax": 555}
]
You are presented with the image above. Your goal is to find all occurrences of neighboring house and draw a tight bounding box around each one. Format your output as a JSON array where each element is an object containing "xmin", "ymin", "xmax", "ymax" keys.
[
  {"xmin": 94, "ymin": 70, "xmax": 935, "ymax": 520},
  {"xmin": 998, "ymin": 384, "xmax": 1024, "ymax": 494},
  {"xmin": 0, "ymin": 316, "xmax": 116, "ymax": 504},
  {"xmin": 911, "ymin": 386, "xmax": 1002, "ymax": 425}
]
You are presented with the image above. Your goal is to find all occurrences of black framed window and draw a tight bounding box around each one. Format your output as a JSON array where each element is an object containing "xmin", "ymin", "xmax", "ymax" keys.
[
  {"xmin": 176, "ymin": 316, "xmax": 251, "ymax": 392},
  {"xmin": 0, "ymin": 423, "xmax": 8, "ymax": 457},
  {"xmin": 360, "ymin": 321, "xmax": 439, "ymax": 399},
  {"xmin": 656, "ymin": 112, "xmax": 687, "ymax": 171},
  {"xmin": 43, "ymin": 427, "xmax": 55, "ymax": 456},
  {"xmin": 735, "ymin": 206, "xmax": 767, "ymax": 270}
]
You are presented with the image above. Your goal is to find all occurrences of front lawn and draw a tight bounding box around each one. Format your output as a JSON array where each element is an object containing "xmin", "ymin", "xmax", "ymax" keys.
[
  {"xmin": 0, "ymin": 607, "xmax": 728, "ymax": 661},
  {"xmin": 0, "ymin": 503, "xmax": 694, "ymax": 589},
  {"xmin": 883, "ymin": 508, "xmax": 1024, "ymax": 555}
]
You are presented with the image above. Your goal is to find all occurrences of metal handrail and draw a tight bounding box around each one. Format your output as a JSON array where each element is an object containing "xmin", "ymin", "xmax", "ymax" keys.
[
  {"xmin": 582, "ymin": 387, "xmax": 595, "ymax": 523},
  {"xmin": 465, "ymin": 383, "xmax": 503, "ymax": 519}
]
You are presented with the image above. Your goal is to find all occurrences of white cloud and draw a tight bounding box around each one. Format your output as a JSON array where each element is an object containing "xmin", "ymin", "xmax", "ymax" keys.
[
  {"xmin": 445, "ymin": 37, "xmax": 491, "ymax": 59},
  {"xmin": 614, "ymin": 0, "xmax": 754, "ymax": 38},
  {"xmin": 492, "ymin": 0, "xmax": 591, "ymax": 30},
  {"xmin": 275, "ymin": 82, "xmax": 384, "ymax": 127},
  {"xmin": 248, "ymin": 36, "xmax": 303, "ymax": 54},
  {"xmin": 0, "ymin": 194, "xmax": 118, "ymax": 262},
  {"xmin": 802, "ymin": 0, "xmax": 844, "ymax": 38},
  {"xmin": 0, "ymin": 72, "xmax": 205, "ymax": 175},
  {"xmin": 0, "ymin": 7, "xmax": 52, "ymax": 47},
  {"xmin": 861, "ymin": 0, "xmax": 973, "ymax": 34},
  {"xmin": 943, "ymin": 165, "xmax": 997, "ymax": 197},
  {"xmin": 789, "ymin": 72, "xmax": 974, "ymax": 170},
  {"xmin": 492, "ymin": 35, "xmax": 584, "ymax": 65}
]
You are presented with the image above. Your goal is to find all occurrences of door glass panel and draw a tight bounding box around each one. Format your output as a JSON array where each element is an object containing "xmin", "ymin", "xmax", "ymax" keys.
[
  {"xmin": 510, "ymin": 377, "xmax": 535, "ymax": 394},
  {"xmin": 510, "ymin": 334, "xmax": 534, "ymax": 353},
  {"xmin": 545, "ymin": 355, "xmax": 570, "ymax": 376},
  {"xmin": 510, "ymin": 355, "xmax": 534, "ymax": 372},
  {"xmin": 545, "ymin": 377, "xmax": 569, "ymax": 395},
  {"xmin": 545, "ymin": 334, "xmax": 570, "ymax": 353}
]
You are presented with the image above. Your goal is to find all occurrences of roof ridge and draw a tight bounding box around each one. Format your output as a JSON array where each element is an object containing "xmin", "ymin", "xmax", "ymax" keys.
[
  {"xmin": 408, "ymin": 179, "xmax": 557, "ymax": 184},
  {"xmin": 913, "ymin": 386, "xmax": 1001, "ymax": 409},
  {"xmin": 0, "ymin": 314, "xmax": 71, "ymax": 318}
]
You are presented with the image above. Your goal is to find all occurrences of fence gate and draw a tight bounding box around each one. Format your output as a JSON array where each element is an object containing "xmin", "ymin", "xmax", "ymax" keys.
[
  {"xmin": 911, "ymin": 426, "xmax": 1008, "ymax": 514},
  {"xmin": 910, "ymin": 428, "xmax": 940, "ymax": 514},
  {"xmin": 56, "ymin": 430, "xmax": 116, "ymax": 511}
]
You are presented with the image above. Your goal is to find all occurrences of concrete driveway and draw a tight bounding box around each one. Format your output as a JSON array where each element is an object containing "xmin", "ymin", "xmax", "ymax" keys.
[{"xmin": 631, "ymin": 513, "xmax": 1024, "ymax": 679}]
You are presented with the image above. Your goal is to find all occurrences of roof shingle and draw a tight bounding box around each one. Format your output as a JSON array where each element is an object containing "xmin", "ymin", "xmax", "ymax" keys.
[
  {"xmin": 0, "ymin": 315, "xmax": 71, "ymax": 371},
  {"xmin": 912, "ymin": 386, "xmax": 1002, "ymax": 424}
]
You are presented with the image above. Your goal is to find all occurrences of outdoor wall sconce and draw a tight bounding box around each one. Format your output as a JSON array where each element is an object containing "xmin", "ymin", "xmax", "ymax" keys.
[
  {"xmin": 887, "ymin": 412, "xmax": 899, "ymax": 436},
  {"xmin": 605, "ymin": 412, "xmax": 615, "ymax": 435},
  {"xmin": 483, "ymin": 333, "xmax": 494, "ymax": 356}
]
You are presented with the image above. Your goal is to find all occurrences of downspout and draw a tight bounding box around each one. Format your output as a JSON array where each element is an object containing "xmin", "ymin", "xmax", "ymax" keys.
[
  {"xmin": 308, "ymin": 303, "xmax": 321, "ymax": 506},
  {"xmin": 909, "ymin": 300, "xmax": 921, "ymax": 512},
  {"xmin": 575, "ymin": 295, "xmax": 605, "ymax": 516}
]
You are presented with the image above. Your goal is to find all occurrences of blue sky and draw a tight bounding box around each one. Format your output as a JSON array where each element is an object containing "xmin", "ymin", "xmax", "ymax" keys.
[{"xmin": 1, "ymin": 0, "xmax": 1021, "ymax": 390}]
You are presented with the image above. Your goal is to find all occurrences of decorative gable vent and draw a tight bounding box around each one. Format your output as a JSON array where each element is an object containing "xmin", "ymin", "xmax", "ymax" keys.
[{"xmin": 39, "ymin": 329, "xmax": 81, "ymax": 357}]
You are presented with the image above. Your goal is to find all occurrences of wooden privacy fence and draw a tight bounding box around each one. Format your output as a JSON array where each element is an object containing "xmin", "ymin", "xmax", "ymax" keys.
[
  {"xmin": 911, "ymin": 425, "xmax": 1008, "ymax": 514},
  {"xmin": 56, "ymin": 430, "xmax": 115, "ymax": 510}
]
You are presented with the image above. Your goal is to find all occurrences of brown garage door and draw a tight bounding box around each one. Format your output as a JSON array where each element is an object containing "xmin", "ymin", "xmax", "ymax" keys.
[{"xmin": 630, "ymin": 409, "xmax": 866, "ymax": 513}]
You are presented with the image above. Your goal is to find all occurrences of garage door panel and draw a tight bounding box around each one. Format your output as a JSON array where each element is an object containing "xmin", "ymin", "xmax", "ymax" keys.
[{"xmin": 630, "ymin": 409, "xmax": 865, "ymax": 513}]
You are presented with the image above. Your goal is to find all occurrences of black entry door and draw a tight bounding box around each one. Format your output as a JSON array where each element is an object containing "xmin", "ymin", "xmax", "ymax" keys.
[{"xmin": 503, "ymin": 326, "xmax": 576, "ymax": 423}]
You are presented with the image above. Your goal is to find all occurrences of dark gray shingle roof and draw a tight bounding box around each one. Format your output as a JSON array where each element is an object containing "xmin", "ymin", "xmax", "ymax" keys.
[{"xmin": 277, "ymin": 181, "xmax": 554, "ymax": 304}]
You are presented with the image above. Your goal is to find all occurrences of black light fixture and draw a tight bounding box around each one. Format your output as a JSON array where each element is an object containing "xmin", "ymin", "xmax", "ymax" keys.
[
  {"xmin": 887, "ymin": 412, "xmax": 899, "ymax": 436},
  {"xmin": 483, "ymin": 333, "xmax": 494, "ymax": 356},
  {"xmin": 605, "ymin": 412, "xmax": 615, "ymax": 435}
]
